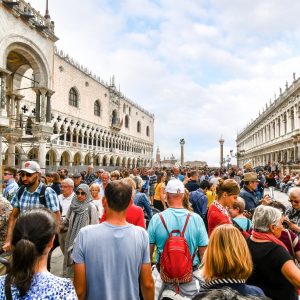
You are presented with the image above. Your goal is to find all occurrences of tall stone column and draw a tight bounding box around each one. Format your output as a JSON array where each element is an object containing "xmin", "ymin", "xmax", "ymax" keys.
[
  {"xmin": 6, "ymin": 136, "xmax": 18, "ymax": 167},
  {"xmin": 46, "ymin": 90, "xmax": 54, "ymax": 123},
  {"xmin": 179, "ymin": 138, "xmax": 185, "ymax": 166},
  {"xmin": 38, "ymin": 137, "xmax": 47, "ymax": 174},
  {"xmin": 219, "ymin": 137, "xmax": 224, "ymax": 168}
]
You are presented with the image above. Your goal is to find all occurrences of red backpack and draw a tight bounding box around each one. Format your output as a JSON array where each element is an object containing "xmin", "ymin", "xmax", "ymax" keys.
[{"xmin": 159, "ymin": 213, "xmax": 195, "ymax": 292}]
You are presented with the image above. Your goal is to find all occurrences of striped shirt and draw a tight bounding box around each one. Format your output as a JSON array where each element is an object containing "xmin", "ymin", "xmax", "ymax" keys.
[{"xmin": 11, "ymin": 182, "xmax": 60, "ymax": 213}]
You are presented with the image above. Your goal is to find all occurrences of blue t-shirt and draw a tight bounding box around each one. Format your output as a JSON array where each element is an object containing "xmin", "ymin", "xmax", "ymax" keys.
[
  {"xmin": 148, "ymin": 208, "xmax": 208, "ymax": 265},
  {"xmin": 72, "ymin": 222, "xmax": 150, "ymax": 300},
  {"xmin": 233, "ymin": 217, "xmax": 252, "ymax": 231},
  {"xmin": 0, "ymin": 272, "xmax": 77, "ymax": 299}
]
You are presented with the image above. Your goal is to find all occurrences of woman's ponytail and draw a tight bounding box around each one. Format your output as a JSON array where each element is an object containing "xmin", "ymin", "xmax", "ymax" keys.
[{"xmin": 7, "ymin": 238, "xmax": 36, "ymax": 296}]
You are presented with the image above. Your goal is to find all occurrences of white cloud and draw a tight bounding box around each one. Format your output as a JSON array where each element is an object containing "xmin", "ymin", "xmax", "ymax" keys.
[{"xmin": 27, "ymin": 0, "xmax": 300, "ymax": 165}]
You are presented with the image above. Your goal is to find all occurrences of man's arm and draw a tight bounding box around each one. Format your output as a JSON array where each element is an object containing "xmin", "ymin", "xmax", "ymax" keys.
[
  {"xmin": 139, "ymin": 263, "xmax": 154, "ymax": 300},
  {"xmin": 74, "ymin": 263, "xmax": 86, "ymax": 300},
  {"xmin": 150, "ymin": 244, "xmax": 155, "ymax": 262},
  {"xmin": 3, "ymin": 207, "xmax": 20, "ymax": 252},
  {"xmin": 198, "ymin": 245, "xmax": 207, "ymax": 262}
]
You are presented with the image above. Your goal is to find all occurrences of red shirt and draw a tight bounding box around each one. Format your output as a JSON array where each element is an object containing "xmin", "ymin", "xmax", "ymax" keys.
[
  {"xmin": 207, "ymin": 202, "xmax": 232, "ymax": 236},
  {"xmin": 100, "ymin": 204, "xmax": 145, "ymax": 228}
]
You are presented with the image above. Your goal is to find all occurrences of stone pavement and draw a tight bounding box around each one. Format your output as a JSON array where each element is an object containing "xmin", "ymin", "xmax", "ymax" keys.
[{"xmin": 50, "ymin": 188, "xmax": 291, "ymax": 278}]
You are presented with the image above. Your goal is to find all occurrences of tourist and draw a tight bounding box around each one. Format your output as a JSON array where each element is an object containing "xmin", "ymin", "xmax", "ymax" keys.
[
  {"xmin": 101, "ymin": 178, "xmax": 145, "ymax": 228},
  {"xmin": 50, "ymin": 172, "xmax": 61, "ymax": 196},
  {"xmin": 239, "ymin": 172, "xmax": 259, "ymax": 212},
  {"xmin": 73, "ymin": 180, "xmax": 154, "ymax": 300},
  {"xmin": 189, "ymin": 180, "xmax": 209, "ymax": 219},
  {"xmin": 207, "ymin": 179, "xmax": 240, "ymax": 236},
  {"xmin": 148, "ymin": 179, "xmax": 208, "ymax": 298},
  {"xmin": 229, "ymin": 197, "xmax": 252, "ymax": 232},
  {"xmin": 3, "ymin": 161, "xmax": 60, "ymax": 253},
  {"xmin": 89, "ymin": 183, "xmax": 104, "ymax": 219},
  {"xmin": 0, "ymin": 209, "xmax": 77, "ymax": 299},
  {"xmin": 110, "ymin": 170, "xmax": 120, "ymax": 181},
  {"xmin": 285, "ymin": 187, "xmax": 300, "ymax": 237},
  {"xmin": 58, "ymin": 178, "xmax": 75, "ymax": 255},
  {"xmin": 0, "ymin": 196, "xmax": 12, "ymax": 275},
  {"xmin": 185, "ymin": 170, "xmax": 200, "ymax": 192},
  {"xmin": 201, "ymin": 224, "xmax": 264, "ymax": 296},
  {"xmin": 247, "ymin": 205, "xmax": 300, "ymax": 300},
  {"xmin": 153, "ymin": 171, "xmax": 167, "ymax": 211},
  {"xmin": 63, "ymin": 184, "xmax": 98, "ymax": 277},
  {"xmin": 84, "ymin": 165, "xmax": 96, "ymax": 186},
  {"xmin": 3, "ymin": 167, "xmax": 19, "ymax": 202}
]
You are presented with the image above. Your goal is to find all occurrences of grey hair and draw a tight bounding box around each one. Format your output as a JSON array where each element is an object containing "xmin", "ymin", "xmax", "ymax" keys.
[
  {"xmin": 252, "ymin": 205, "xmax": 282, "ymax": 233},
  {"xmin": 62, "ymin": 178, "xmax": 74, "ymax": 187},
  {"xmin": 288, "ymin": 187, "xmax": 300, "ymax": 198}
]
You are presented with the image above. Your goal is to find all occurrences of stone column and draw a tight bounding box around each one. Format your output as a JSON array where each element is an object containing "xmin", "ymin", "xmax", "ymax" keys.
[
  {"xmin": 180, "ymin": 138, "xmax": 185, "ymax": 166},
  {"xmin": 34, "ymin": 89, "xmax": 41, "ymax": 122},
  {"xmin": 46, "ymin": 90, "xmax": 54, "ymax": 123},
  {"xmin": 38, "ymin": 137, "xmax": 47, "ymax": 174},
  {"xmin": 219, "ymin": 138, "xmax": 224, "ymax": 168},
  {"xmin": 0, "ymin": 68, "xmax": 11, "ymax": 117},
  {"xmin": 6, "ymin": 136, "xmax": 18, "ymax": 167}
]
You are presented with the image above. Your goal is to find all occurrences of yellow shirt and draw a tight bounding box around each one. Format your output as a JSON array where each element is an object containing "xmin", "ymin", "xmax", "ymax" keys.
[
  {"xmin": 206, "ymin": 190, "xmax": 215, "ymax": 207},
  {"xmin": 154, "ymin": 182, "xmax": 165, "ymax": 200}
]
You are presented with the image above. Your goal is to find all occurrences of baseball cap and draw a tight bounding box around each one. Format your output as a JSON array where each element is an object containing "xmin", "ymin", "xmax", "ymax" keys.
[
  {"xmin": 165, "ymin": 179, "xmax": 184, "ymax": 194},
  {"xmin": 21, "ymin": 161, "xmax": 41, "ymax": 174}
]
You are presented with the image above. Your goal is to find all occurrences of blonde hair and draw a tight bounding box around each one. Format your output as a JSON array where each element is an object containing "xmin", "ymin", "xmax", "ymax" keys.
[
  {"xmin": 110, "ymin": 170, "xmax": 120, "ymax": 179},
  {"xmin": 202, "ymin": 224, "xmax": 252, "ymax": 281},
  {"xmin": 121, "ymin": 177, "xmax": 136, "ymax": 198},
  {"xmin": 89, "ymin": 183, "xmax": 100, "ymax": 192},
  {"xmin": 216, "ymin": 179, "xmax": 240, "ymax": 199},
  {"xmin": 183, "ymin": 188, "xmax": 193, "ymax": 211}
]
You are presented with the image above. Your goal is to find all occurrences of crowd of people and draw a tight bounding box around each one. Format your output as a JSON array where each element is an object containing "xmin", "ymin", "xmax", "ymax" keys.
[{"xmin": 1, "ymin": 161, "xmax": 300, "ymax": 299}]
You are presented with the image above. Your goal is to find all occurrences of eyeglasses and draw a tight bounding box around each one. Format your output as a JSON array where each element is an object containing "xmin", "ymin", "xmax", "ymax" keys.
[
  {"xmin": 20, "ymin": 172, "xmax": 35, "ymax": 178},
  {"xmin": 76, "ymin": 191, "xmax": 86, "ymax": 196},
  {"xmin": 3, "ymin": 172, "xmax": 12, "ymax": 176}
]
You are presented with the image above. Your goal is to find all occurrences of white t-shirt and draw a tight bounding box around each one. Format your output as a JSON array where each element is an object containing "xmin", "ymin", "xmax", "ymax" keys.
[
  {"xmin": 92, "ymin": 198, "xmax": 104, "ymax": 218},
  {"xmin": 58, "ymin": 192, "xmax": 74, "ymax": 218}
]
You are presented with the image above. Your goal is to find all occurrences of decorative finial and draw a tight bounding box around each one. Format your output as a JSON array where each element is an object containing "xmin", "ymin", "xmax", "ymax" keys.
[
  {"xmin": 293, "ymin": 72, "xmax": 296, "ymax": 81},
  {"xmin": 45, "ymin": 0, "xmax": 50, "ymax": 19},
  {"xmin": 279, "ymin": 87, "xmax": 282, "ymax": 95},
  {"xmin": 286, "ymin": 81, "xmax": 288, "ymax": 89}
]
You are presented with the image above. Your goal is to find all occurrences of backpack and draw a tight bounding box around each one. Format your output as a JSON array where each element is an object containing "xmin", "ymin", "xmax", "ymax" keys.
[
  {"xmin": 159, "ymin": 213, "xmax": 195, "ymax": 292},
  {"xmin": 17, "ymin": 184, "xmax": 47, "ymax": 207}
]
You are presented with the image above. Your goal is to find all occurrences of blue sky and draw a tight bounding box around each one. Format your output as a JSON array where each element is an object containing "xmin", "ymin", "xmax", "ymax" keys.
[{"xmin": 29, "ymin": 0, "xmax": 300, "ymax": 166}]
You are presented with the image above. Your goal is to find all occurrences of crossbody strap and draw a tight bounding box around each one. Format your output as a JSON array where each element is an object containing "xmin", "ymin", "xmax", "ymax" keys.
[{"xmin": 287, "ymin": 229, "xmax": 296, "ymax": 260}]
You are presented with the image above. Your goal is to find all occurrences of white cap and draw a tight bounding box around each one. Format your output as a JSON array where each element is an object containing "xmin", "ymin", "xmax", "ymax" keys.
[
  {"xmin": 165, "ymin": 179, "xmax": 184, "ymax": 194},
  {"xmin": 21, "ymin": 161, "xmax": 41, "ymax": 174}
]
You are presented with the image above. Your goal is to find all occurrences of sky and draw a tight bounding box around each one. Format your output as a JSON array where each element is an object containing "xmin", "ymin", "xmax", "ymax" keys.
[{"xmin": 29, "ymin": 0, "xmax": 300, "ymax": 166}]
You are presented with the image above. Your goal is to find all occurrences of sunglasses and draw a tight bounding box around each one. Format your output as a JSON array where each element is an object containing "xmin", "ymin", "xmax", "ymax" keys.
[
  {"xmin": 76, "ymin": 191, "xmax": 86, "ymax": 196},
  {"xmin": 4, "ymin": 172, "xmax": 12, "ymax": 176},
  {"xmin": 20, "ymin": 172, "xmax": 35, "ymax": 178}
]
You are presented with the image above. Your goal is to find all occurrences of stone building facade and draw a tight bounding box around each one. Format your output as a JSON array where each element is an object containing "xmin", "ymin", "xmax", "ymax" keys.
[
  {"xmin": 236, "ymin": 74, "xmax": 300, "ymax": 173},
  {"xmin": 0, "ymin": 0, "xmax": 154, "ymax": 173}
]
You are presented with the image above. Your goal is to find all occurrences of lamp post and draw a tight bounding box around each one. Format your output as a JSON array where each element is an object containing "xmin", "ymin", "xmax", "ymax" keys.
[{"xmin": 219, "ymin": 137, "xmax": 224, "ymax": 168}]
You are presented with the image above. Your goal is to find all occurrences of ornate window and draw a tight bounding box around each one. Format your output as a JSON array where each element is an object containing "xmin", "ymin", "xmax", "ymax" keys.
[
  {"xmin": 69, "ymin": 88, "xmax": 78, "ymax": 107},
  {"xmin": 137, "ymin": 121, "xmax": 141, "ymax": 133},
  {"xmin": 125, "ymin": 115, "xmax": 129, "ymax": 128},
  {"xmin": 94, "ymin": 100, "xmax": 101, "ymax": 116}
]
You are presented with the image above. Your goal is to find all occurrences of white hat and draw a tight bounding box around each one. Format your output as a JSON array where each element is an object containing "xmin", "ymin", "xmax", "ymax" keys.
[
  {"xmin": 165, "ymin": 179, "xmax": 184, "ymax": 194},
  {"xmin": 21, "ymin": 161, "xmax": 41, "ymax": 174}
]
